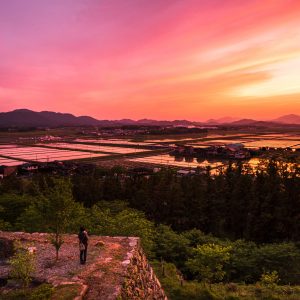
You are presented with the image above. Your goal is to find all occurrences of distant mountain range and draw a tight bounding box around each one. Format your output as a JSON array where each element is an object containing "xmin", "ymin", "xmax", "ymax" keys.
[
  {"xmin": 0, "ymin": 109, "xmax": 299, "ymax": 127},
  {"xmin": 272, "ymin": 114, "xmax": 300, "ymax": 124}
]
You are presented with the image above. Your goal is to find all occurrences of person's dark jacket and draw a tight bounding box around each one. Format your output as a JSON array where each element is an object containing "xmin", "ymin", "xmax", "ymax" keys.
[{"xmin": 78, "ymin": 230, "xmax": 88, "ymax": 246}]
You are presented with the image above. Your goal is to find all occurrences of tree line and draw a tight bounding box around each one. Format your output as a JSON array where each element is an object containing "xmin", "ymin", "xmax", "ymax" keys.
[
  {"xmin": 70, "ymin": 160, "xmax": 300, "ymax": 243},
  {"xmin": 1, "ymin": 160, "xmax": 299, "ymax": 244}
]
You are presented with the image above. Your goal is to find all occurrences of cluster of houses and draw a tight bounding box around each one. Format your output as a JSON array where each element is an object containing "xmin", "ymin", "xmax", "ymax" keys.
[
  {"xmin": 80, "ymin": 125, "xmax": 207, "ymax": 137},
  {"xmin": 18, "ymin": 135, "xmax": 62, "ymax": 142},
  {"xmin": 172, "ymin": 143, "xmax": 253, "ymax": 159},
  {"xmin": 0, "ymin": 160, "xmax": 198, "ymax": 181},
  {"xmin": 0, "ymin": 161, "xmax": 97, "ymax": 179},
  {"xmin": 80, "ymin": 127, "xmax": 153, "ymax": 137}
]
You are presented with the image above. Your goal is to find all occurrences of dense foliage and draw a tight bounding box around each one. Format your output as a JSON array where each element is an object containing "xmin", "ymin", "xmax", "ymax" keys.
[
  {"xmin": 152, "ymin": 261, "xmax": 300, "ymax": 300},
  {"xmin": 71, "ymin": 160, "xmax": 300, "ymax": 242},
  {"xmin": 0, "ymin": 160, "xmax": 299, "ymax": 295}
]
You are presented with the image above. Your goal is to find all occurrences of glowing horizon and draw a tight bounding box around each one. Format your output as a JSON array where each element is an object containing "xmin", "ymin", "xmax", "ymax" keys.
[{"xmin": 1, "ymin": 0, "xmax": 300, "ymax": 121}]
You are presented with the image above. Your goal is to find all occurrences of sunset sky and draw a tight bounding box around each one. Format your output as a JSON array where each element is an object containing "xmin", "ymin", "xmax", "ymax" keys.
[{"xmin": 1, "ymin": 0, "xmax": 300, "ymax": 121}]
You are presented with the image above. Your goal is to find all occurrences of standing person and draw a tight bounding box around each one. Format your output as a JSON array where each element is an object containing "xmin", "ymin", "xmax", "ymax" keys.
[{"xmin": 78, "ymin": 226, "xmax": 88, "ymax": 264}]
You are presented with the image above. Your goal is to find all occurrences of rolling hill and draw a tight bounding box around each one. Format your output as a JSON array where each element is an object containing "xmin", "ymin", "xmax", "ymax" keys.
[
  {"xmin": 272, "ymin": 114, "xmax": 300, "ymax": 124},
  {"xmin": 0, "ymin": 109, "xmax": 100, "ymax": 127},
  {"xmin": 0, "ymin": 109, "xmax": 299, "ymax": 127}
]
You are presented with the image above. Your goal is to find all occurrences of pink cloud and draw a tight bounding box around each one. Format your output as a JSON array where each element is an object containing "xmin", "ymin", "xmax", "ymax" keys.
[{"xmin": 0, "ymin": 0, "xmax": 299, "ymax": 119}]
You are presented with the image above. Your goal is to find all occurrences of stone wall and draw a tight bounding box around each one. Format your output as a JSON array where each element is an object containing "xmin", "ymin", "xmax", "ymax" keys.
[
  {"xmin": 0, "ymin": 232, "xmax": 167, "ymax": 299},
  {"xmin": 121, "ymin": 240, "xmax": 167, "ymax": 300}
]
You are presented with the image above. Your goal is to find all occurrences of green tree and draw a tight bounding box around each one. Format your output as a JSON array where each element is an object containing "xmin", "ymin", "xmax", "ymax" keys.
[
  {"xmin": 256, "ymin": 242, "xmax": 300, "ymax": 284},
  {"xmin": 186, "ymin": 243, "xmax": 231, "ymax": 283},
  {"xmin": 72, "ymin": 174, "xmax": 103, "ymax": 207},
  {"xmin": 226, "ymin": 239, "xmax": 259, "ymax": 283},
  {"xmin": 0, "ymin": 204, "xmax": 12, "ymax": 230},
  {"xmin": 153, "ymin": 225, "xmax": 190, "ymax": 268},
  {"xmin": 9, "ymin": 241, "xmax": 36, "ymax": 288},
  {"xmin": 18, "ymin": 178, "xmax": 85, "ymax": 260},
  {"xmin": 0, "ymin": 194, "xmax": 32, "ymax": 229},
  {"xmin": 88, "ymin": 203, "xmax": 155, "ymax": 255}
]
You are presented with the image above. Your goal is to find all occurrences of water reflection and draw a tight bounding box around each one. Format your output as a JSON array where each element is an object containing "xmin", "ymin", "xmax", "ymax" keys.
[
  {"xmin": 0, "ymin": 145, "xmax": 108, "ymax": 164},
  {"xmin": 42, "ymin": 143, "xmax": 150, "ymax": 154},
  {"xmin": 129, "ymin": 154, "xmax": 297, "ymax": 170},
  {"xmin": 129, "ymin": 154, "xmax": 226, "ymax": 169},
  {"xmin": 175, "ymin": 156, "xmax": 184, "ymax": 162},
  {"xmin": 185, "ymin": 156, "xmax": 194, "ymax": 163}
]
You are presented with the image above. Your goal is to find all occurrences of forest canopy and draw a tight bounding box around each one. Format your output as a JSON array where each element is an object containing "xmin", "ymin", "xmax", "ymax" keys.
[{"xmin": 0, "ymin": 160, "xmax": 299, "ymax": 293}]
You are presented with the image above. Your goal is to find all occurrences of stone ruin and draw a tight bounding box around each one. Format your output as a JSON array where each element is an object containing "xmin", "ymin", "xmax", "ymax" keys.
[{"xmin": 0, "ymin": 231, "xmax": 167, "ymax": 300}]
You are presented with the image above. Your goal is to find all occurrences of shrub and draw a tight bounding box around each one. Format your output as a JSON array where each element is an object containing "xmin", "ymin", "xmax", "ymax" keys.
[
  {"xmin": 256, "ymin": 243, "xmax": 300, "ymax": 285},
  {"xmin": 89, "ymin": 205, "xmax": 155, "ymax": 255},
  {"xmin": 153, "ymin": 225, "xmax": 190, "ymax": 267},
  {"xmin": 186, "ymin": 243, "xmax": 231, "ymax": 283},
  {"xmin": 0, "ymin": 289, "xmax": 29, "ymax": 300},
  {"xmin": 30, "ymin": 283, "xmax": 54, "ymax": 300},
  {"xmin": 197, "ymin": 288, "xmax": 222, "ymax": 300},
  {"xmin": 260, "ymin": 271, "xmax": 279, "ymax": 288},
  {"xmin": 9, "ymin": 241, "xmax": 36, "ymax": 288},
  {"xmin": 225, "ymin": 296, "xmax": 240, "ymax": 300},
  {"xmin": 0, "ymin": 283, "xmax": 53, "ymax": 300}
]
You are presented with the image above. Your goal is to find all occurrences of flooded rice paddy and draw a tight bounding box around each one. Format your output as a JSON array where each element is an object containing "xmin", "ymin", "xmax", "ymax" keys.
[
  {"xmin": 38, "ymin": 143, "xmax": 151, "ymax": 154},
  {"xmin": 242, "ymin": 140, "xmax": 300, "ymax": 148},
  {"xmin": 129, "ymin": 154, "xmax": 260, "ymax": 169},
  {"xmin": 0, "ymin": 145, "xmax": 108, "ymax": 164},
  {"xmin": 186, "ymin": 134, "xmax": 300, "ymax": 148},
  {"xmin": 129, "ymin": 155, "xmax": 296, "ymax": 171},
  {"xmin": 0, "ymin": 157, "xmax": 23, "ymax": 166},
  {"xmin": 76, "ymin": 133, "xmax": 300, "ymax": 149},
  {"xmin": 0, "ymin": 132, "xmax": 299, "ymax": 168},
  {"xmin": 75, "ymin": 139, "xmax": 155, "ymax": 145}
]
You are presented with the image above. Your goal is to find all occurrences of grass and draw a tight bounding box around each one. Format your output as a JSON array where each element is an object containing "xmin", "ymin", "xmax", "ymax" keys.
[
  {"xmin": 0, "ymin": 283, "xmax": 82, "ymax": 300},
  {"xmin": 0, "ymin": 283, "xmax": 53, "ymax": 300},
  {"xmin": 51, "ymin": 284, "xmax": 82, "ymax": 300}
]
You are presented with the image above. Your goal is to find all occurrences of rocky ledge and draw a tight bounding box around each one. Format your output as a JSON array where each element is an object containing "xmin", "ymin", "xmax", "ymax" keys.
[{"xmin": 0, "ymin": 231, "xmax": 167, "ymax": 300}]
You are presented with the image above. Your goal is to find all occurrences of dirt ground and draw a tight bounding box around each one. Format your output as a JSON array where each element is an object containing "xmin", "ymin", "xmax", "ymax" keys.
[{"xmin": 0, "ymin": 232, "xmax": 138, "ymax": 300}]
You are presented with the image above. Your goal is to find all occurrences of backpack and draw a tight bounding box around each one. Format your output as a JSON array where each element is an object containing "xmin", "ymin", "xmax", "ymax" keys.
[{"xmin": 79, "ymin": 242, "xmax": 86, "ymax": 251}]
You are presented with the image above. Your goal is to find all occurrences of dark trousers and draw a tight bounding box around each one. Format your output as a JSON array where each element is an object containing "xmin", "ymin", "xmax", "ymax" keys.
[{"xmin": 80, "ymin": 244, "xmax": 87, "ymax": 263}]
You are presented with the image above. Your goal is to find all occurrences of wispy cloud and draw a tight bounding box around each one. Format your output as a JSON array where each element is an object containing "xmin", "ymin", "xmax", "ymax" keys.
[{"xmin": 0, "ymin": 0, "xmax": 299, "ymax": 119}]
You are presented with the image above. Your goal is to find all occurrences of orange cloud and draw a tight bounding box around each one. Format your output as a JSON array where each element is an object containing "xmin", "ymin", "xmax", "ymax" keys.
[{"xmin": 0, "ymin": 0, "xmax": 299, "ymax": 120}]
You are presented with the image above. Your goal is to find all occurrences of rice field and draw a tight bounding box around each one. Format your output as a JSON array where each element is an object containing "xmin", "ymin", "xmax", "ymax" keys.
[
  {"xmin": 0, "ymin": 145, "xmax": 108, "ymax": 164},
  {"xmin": 1, "ymin": 131, "xmax": 299, "ymax": 168},
  {"xmin": 242, "ymin": 140, "xmax": 300, "ymax": 148},
  {"xmin": 187, "ymin": 134, "xmax": 300, "ymax": 148},
  {"xmin": 38, "ymin": 143, "xmax": 151, "ymax": 154},
  {"xmin": 75, "ymin": 138, "xmax": 155, "ymax": 145},
  {"xmin": 0, "ymin": 158, "xmax": 22, "ymax": 166}
]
